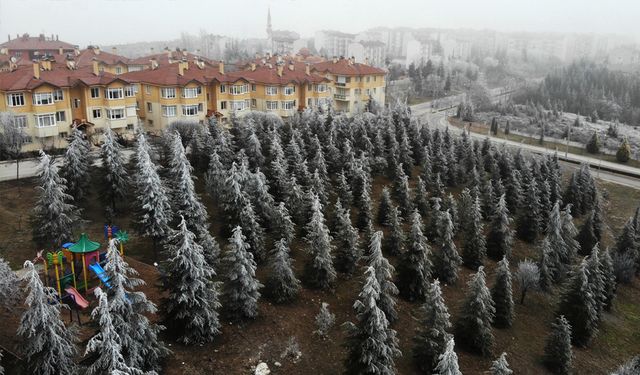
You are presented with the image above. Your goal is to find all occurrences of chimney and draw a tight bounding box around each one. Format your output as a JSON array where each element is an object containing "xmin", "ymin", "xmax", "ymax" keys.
[
  {"xmin": 33, "ymin": 62, "xmax": 40, "ymax": 79},
  {"xmin": 92, "ymin": 59, "xmax": 100, "ymax": 76},
  {"xmin": 150, "ymin": 58, "xmax": 158, "ymax": 70},
  {"xmin": 251, "ymin": 63, "xmax": 256, "ymax": 71},
  {"xmin": 182, "ymin": 49, "xmax": 188, "ymax": 57},
  {"xmin": 277, "ymin": 64, "xmax": 284, "ymax": 77},
  {"xmin": 178, "ymin": 62, "xmax": 185, "ymax": 76},
  {"xmin": 112, "ymin": 47, "xmax": 117, "ymax": 55},
  {"xmin": 364, "ymin": 57, "xmax": 369, "ymax": 65},
  {"xmin": 305, "ymin": 63, "xmax": 310, "ymax": 75},
  {"xmin": 332, "ymin": 56, "xmax": 338, "ymax": 63},
  {"xmin": 288, "ymin": 61, "xmax": 294, "ymax": 71},
  {"xmin": 0, "ymin": 47, "xmax": 7, "ymax": 55},
  {"xmin": 218, "ymin": 60, "xmax": 224, "ymax": 75},
  {"xmin": 56, "ymin": 34, "xmax": 59, "ymax": 41},
  {"xmin": 93, "ymin": 46, "xmax": 101, "ymax": 55},
  {"xmin": 150, "ymin": 47, "xmax": 155, "ymax": 54},
  {"xmin": 254, "ymin": 52, "xmax": 260, "ymax": 59},
  {"xmin": 74, "ymin": 45, "xmax": 80, "ymax": 56},
  {"xmin": 58, "ymin": 47, "xmax": 63, "ymax": 55}
]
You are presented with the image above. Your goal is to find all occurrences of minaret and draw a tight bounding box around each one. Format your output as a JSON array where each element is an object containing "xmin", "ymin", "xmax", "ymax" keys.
[{"xmin": 266, "ymin": 7, "xmax": 273, "ymax": 53}]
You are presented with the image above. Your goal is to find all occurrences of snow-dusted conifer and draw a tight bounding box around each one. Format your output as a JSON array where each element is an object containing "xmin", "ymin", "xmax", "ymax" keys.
[
  {"xmin": 516, "ymin": 177, "xmax": 540, "ymax": 242},
  {"xmin": 334, "ymin": 200, "xmax": 360, "ymax": 275},
  {"xmin": 367, "ymin": 231, "xmax": 399, "ymax": 323},
  {"xmin": 377, "ymin": 186, "xmax": 393, "ymax": 225},
  {"xmin": 17, "ymin": 261, "xmax": 77, "ymax": 375},
  {"xmin": 31, "ymin": 151, "xmax": 78, "ymax": 249},
  {"xmin": 600, "ymin": 248, "xmax": 617, "ymax": 311},
  {"xmin": 344, "ymin": 267, "xmax": 401, "ymax": 375},
  {"xmin": 272, "ymin": 201, "xmax": 295, "ymax": 245},
  {"xmin": 266, "ymin": 238, "xmax": 300, "ymax": 303},
  {"xmin": 314, "ymin": 302, "xmax": 335, "ymax": 338},
  {"xmin": 546, "ymin": 202, "xmax": 569, "ymax": 281},
  {"xmin": 490, "ymin": 352, "xmax": 513, "ymax": 375},
  {"xmin": 357, "ymin": 180, "xmax": 374, "ymax": 231},
  {"xmin": 132, "ymin": 131, "xmax": 172, "ymax": 249},
  {"xmin": 85, "ymin": 288, "xmax": 146, "ymax": 375},
  {"xmin": 487, "ymin": 194, "xmax": 513, "ymax": 260},
  {"xmin": 384, "ymin": 205, "xmax": 405, "ymax": 255},
  {"xmin": 0, "ymin": 257, "xmax": 17, "ymax": 307},
  {"xmin": 436, "ymin": 210, "xmax": 463, "ymax": 284},
  {"xmin": 397, "ymin": 210, "xmax": 433, "ymax": 301},
  {"xmin": 162, "ymin": 217, "xmax": 221, "ymax": 343},
  {"xmin": 492, "ymin": 256, "xmax": 514, "ymax": 328},
  {"xmin": 60, "ymin": 128, "xmax": 92, "ymax": 201},
  {"xmin": 104, "ymin": 239, "xmax": 168, "ymax": 371},
  {"xmin": 336, "ymin": 169, "xmax": 353, "ymax": 208},
  {"xmin": 544, "ymin": 315, "xmax": 573, "ymax": 375},
  {"xmin": 455, "ymin": 266, "xmax": 496, "ymax": 356},
  {"xmin": 413, "ymin": 280, "xmax": 452, "ymax": 373},
  {"xmin": 516, "ymin": 259, "xmax": 540, "ymax": 304},
  {"xmin": 577, "ymin": 209, "xmax": 599, "ymax": 256},
  {"xmin": 239, "ymin": 199, "xmax": 266, "ymax": 262},
  {"xmin": 560, "ymin": 205, "xmax": 581, "ymax": 261},
  {"xmin": 414, "ymin": 176, "xmax": 430, "ymax": 219},
  {"xmin": 100, "ymin": 127, "xmax": 129, "ymax": 210},
  {"xmin": 222, "ymin": 226, "xmax": 262, "ymax": 319},
  {"xmin": 462, "ymin": 195, "xmax": 486, "ymax": 269},
  {"xmin": 304, "ymin": 193, "xmax": 336, "ymax": 289},
  {"xmin": 434, "ymin": 337, "xmax": 462, "ymax": 375}
]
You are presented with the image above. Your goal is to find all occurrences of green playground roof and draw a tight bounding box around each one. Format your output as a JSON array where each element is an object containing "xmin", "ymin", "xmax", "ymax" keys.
[{"xmin": 68, "ymin": 233, "xmax": 101, "ymax": 253}]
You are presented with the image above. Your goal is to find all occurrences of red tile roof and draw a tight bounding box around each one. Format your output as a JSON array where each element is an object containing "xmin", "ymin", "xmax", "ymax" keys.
[
  {"xmin": 226, "ymin": 63, "xmax": 329, "ymax": 85},
  {"xmin": 0, "ymin": 64, "xmax": 131, "ymax": 91},
  {"xmin": 120, "ymin": 63, "xmax": 225, "ymax": 86},
  {"xmin": 128, "ymin": 51, "xmax": 217, "ymax": 67},
  {"xmin": 312, "ymin": 58, "xmax": 386, "ymax": 76},
  {"xmin": 0, "ymin": 34, "xmax": 76, "ymax": 51},
  {"xmin": 75, "ymin": 48, "xmax": 130, "ymax": 66}
]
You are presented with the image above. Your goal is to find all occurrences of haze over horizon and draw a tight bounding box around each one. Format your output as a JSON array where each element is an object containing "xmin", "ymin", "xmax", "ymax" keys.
[{"xmin": 0, "ymin": 0, "xmax": 638, "ymax": 47}]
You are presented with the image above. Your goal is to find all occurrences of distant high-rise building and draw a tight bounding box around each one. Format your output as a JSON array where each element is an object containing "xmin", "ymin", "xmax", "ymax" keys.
[
  {"xmin": 266, "ymin": 8, "xmax": 300, "ymax": 55},
  {"xmin": 315, "ymin": 30, "xmax": 356, "ymax": 58}
]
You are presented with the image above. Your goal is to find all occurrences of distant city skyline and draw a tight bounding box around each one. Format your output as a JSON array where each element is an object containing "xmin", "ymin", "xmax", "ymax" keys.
[{"xmin": 0, "ymin": 0, "xmax": 639, "ymax": 47}]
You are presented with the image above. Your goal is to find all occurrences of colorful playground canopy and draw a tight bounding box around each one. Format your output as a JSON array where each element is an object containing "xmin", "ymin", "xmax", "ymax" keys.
[{"xmin": 68, "ymin": 233, "xmax": 101, "ymax": 253}]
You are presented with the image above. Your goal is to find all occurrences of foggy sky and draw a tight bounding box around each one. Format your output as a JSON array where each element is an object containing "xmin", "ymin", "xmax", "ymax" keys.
[{"xmin": 0, "ymin": 0, "xmax": 638, "ymax": 46}]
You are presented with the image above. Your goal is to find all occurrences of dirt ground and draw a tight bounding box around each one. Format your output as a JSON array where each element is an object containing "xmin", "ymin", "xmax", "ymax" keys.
[{"xmin": 0, "ymin": 167, "xmax": 639, "ymax": 374}]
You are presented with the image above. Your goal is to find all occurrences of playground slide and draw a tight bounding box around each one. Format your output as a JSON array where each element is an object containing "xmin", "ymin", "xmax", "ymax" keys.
[
  {"xmin": 88, "ymin": 263, "xmax": 112, "ymax": 289},
  {"xmin": 64, "ymin": 287, "xmax": 89, "ymax": 309}
]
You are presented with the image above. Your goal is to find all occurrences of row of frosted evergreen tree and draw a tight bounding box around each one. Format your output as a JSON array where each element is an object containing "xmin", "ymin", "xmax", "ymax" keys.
[{"xmin": 16, "ymin": 100, "xmax": 640, "ymax": 374}]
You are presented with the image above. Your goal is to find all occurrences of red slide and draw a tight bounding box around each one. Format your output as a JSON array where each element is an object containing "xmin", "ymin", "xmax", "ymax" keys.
[{"xmin": 64, "ymin": 287, "xmax": 90, "ymax": 310}]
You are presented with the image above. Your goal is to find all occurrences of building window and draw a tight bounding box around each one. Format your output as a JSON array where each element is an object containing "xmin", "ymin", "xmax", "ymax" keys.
[
  {"xmin": 373, "ymin": 88, "xmax": 377, "ymax": 94},
  {"xmin": 73, "ymin": 99, "xmax": 81, "ymax": 108},
  {"xmin": 53, "ymin": 89, "xmax": 64, "ymax": 101},
  {"xmin": 35, "ymin": 113, "xmax": 56, "ymax": 127},
  {"xmin": 33, "ymin": 92, "xmax": 54, "ymax": 106},
  {"xmin": 366, "ymin": 76, "xmax": 371, "ymax": 83},
  {"xmin": 124, "ymin": 85, "xmax": 136, "ymax": 97},
  {"xmin": 55, "ymin": 111, "xmax": 66, "ymax": 122},
  {"xmin": 356, "ymin": 77, "xmax": 361, "ymax": 83},
  {"xmin": 366, "ymin": 89, "xmax": 371, "ymax": 96},
  {"xmin": 284, "ymin": 86, "xmax": 295, "ymax": 95},
  {"xmin": 58, "ymin": 132, "xmax": 68, "ymax": 139},
  {"xmin": 251, "ymin": 99, "xmax": 257, "ymax": 108},
  {"xmin": 374, "ymin": 76, "xmax": 377, "ymax": 81},
  {"xmin": 91, "ymin": 87, "xmax": 100, "ymax": 98},
  {"xmin": 182, "ymin": 87, "xmax": 200, "ymax": 98},
  {"xmin": 251, "ymin": 84, "xmax": 257, "ymax": 92},
  {"xmin": 126, "ymin": 106, "xmax": 136, "ymax": 117},
  {"xmin": 281, "ymin": 100, "xmax": 296, "ymax": 110},
  {"xmin": 107, "ymin": 108, "xmax": 125, "ymax": 120},
  {"xmin": 183, "ymin": 105, "xmax": 198, "ymax": 116},
  {"xmin": 220, "ymin": 101, "xmax": 227, "ymax": 110},
  {"xmin": 145, "ymin": 85, "xmax": 151, "ymax": 95},
  {"xmin": 116, "ymin": 67, "xmax": 123, "ymax": 74},
  {"xmin": 198, "ymin": 103, "xmax": 204, "ymax": 112},
  {"xmin": 230, "ymin": 84, "xmax": 249, "ymax": 95},
  {"xmin": 161, "ymin": 87, "xmax": 176, "ymax": 99},
  {"xmin": 316, "ymin": 84, "xmax": 327, "ymax": 93},
  {"xmin": 11, "ymin": 115, "xmax": 27, "ymax": 128},
  {"xmin": 126, "ymin": 124, "xmax": 134, "ymax": 130},
  {"xmin": 7, "ymin": 93, "xmax": 25, "ymax": 107},
  {"xmin": 92, "ymin": 108, "xmax": 102, "ymax": 118},
  {"xmin": 147, "ymin": 102, "xmax": 152, "ymax": 112},
  {"xmin": 162, "ymin": 105, "xmax": 177, "ymax": 117},
  {"xmin": 266, "ymin": 101, "xmax": 278, "ymax": 110},
  {"xmin": 266, "ymin": 86, "xmax": 278, "ymax": 95},
  {"xmin": 307, "ymin": 98, "xmax": 312, "ymax": 106},
  {"xmin": 220, "ymin": 85, "xmax": 226, "ymax": 93},
  {"xmin": 308, "ymin": 84, "xmax": 312, "ymax": 91},
  {"xmin": 106, "ymin": 88, "xmax": 124, "ymax": 100}
]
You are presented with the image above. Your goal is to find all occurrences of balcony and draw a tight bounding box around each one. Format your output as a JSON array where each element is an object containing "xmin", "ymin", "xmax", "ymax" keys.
[
  {"xmin": 334, "ymin": 93, "xmax": 349, "ymax": 101},
  {"xmin": 35, "ymin": 125, "xmax": 59, "ymax": 138},
  {"xmin": 335, "ymin": 82, "xmax": 346, "ymax": 87},
  {"xmin": 108, "ymin": 119, "xmax": 127, "ymax": 129}
]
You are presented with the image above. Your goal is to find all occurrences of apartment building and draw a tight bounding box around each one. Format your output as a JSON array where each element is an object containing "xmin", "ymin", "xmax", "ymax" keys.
[
  {"xmin": 312, "ymin": 57, "xmax": 386, "ymax": 114},
  {"xmin": 0, "ymin": 33, "xmax": 76, "ymax": 60},
  {"xmin": 315, "ymin": 30, "xmax": 356, "ymax": 58},
  {"xmin": 0, "ymin": 59, "xmax": 138, "ymax": 151}
]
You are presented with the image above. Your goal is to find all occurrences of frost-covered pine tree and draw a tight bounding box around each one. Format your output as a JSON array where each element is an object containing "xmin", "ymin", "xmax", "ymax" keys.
[
  {"xmin": 546, "ymin": 202, "xmax": 569, "ymax": 281},
  {"xmin": 314, "ymin": 302, "xmax": 335, "ymax": 339},
  {"xmin": 0, "ymin": 350, "xmax": 3, "ymax": 375},
  {"xmin": 612, "ymin": 356, "xmax": 640, "ymax": 375},
  {"xmin": 436, "ymin": 210, "xmax": 463, "ymax": 284},
  {"xmin": 586, "ymin": 244, "xmax": 606, "ymax": 320},
  {"xmin": 577, "ymin": 209, "xmax": 599, "ymax": 257},
  {"xmin": 413, "ymin": 280, "xmax": 452, "ymax": 373},
  {"xmin": 414, "ymin": 176, "xmax": 430, "ymax": 219},
  {"xmin": 384, "ymin": 205, "xmax": 405, "ymax": 255},
  {"xmin": 492, "ymin": 256, "xmax": 514, "ymax": 328},
  {"xmin": 487, "ymin": 194, "xmax": 513, "ymax": 260},
  {"xmin": 334, "ymin": 200, "xmax": 360, "ymax": 275},
  {"xmin": 394, "ymin": 164, "xmax": 414, "ymax": 217},
  {"xmin": 516, "ymin": 259, "xmax": 540, "ymax": 304},
  {"xmin": 222, "ymin": 226, "xmax": 263, "ymax": 320},
  {"xmin": 462, "ymin": 195, "xmax": 486, "ymax": 269},
  {"xmin": 490, "ymin": 352, "xmax": 513, "ymax": 375},
  {"xmin": 0, "ymin": 257, "xmax": 18, "ymax": 308},
  {"xmin": 600, "ymin": 248, "xmax": 617, "ymax": 311},
  {"xmin": 17, "ymin": 261, "xmax": 77, "ymax": 375},
  {"xmin": 544, "ymin": 315, "xmax": 573, "ymax": 375},
  {"xmin": 344, "ymin": 267, "xmax": 401, "ymax": 375},
  {"xmin": 556, "ymin": 259, "xmax": 599, "ymax": 347},
  {"xmin": 455, "ymin": 266, "xmax": 496, "ymax": 356},
  {"xmin": 60, "ymin": 128, "xmax": 92, "ymax": 202},
  {"xmin": 457, "ymin": 188, "xmax": 473, "ymax": 230},
  {"xmin": 434, "ymin": 337, "xmax": 462, "ymax": 375},
  {"xmin": 377, "ymin": 187, "xmax": 393, "ymax": 225},
  {"xmin": 538, "ymin": 238, "xmax": 554, "ymax": 292},
  {"xmin": 272, "ymin": 201, "xmax": 295, "ymax": 245},
  {"xmin": 356, "ymin": 180, "xmax": 374, "ymax": 231},
  {"xmin": 132, "ymin": 131, "xmax": 172, "ymax": 251},
  {"xmin": 162, "ymin": 217, "xmax": 221, "ymax": 343},
  {"xmin": 560, "ymin": 205, "xmax": 581, "ymax": 262},
  {"xmin": 266, "ymin": 238, "xmax": 300, "ymax": 303},
  {"xmin": 397, "ymin": 210, "xmax": 433, "ymax": 301},
  {"xmin": 104, "ymin": 239, "xmax": 168, "ymax": 372},
  {"xmin": 367, "ymin": 231, "xmax": 399, "ymax": 323},
  {"xmin": 85, "ymin": 288, "xmax": 146, "ymax": 375},
  {"xmin": 100, "ymin": 127, "xmax": 129, "ymax": 210},
  {"xmin": 204, "ymin": 148, "xmax": 227, "ymax": 201},
  {"xmin": 239, "ymin": 199, "xmax": 266, "ymax": 263},
  {"xmin": 516, "ymin": 177, "xmax": 541, "ymax": 243},
  {"xmin": 304, "ymin": 193, "xmax": 336, "ymax": 289},
  {"xmin": 31, "ymin": 151, "xmax": 78, "ymax": 249}
]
